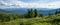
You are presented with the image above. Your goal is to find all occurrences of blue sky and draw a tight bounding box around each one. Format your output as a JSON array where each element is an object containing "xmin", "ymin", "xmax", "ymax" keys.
[
  {"xmin": 20, "ymin": 0, "xmax": 59, "ymax": 3},
  {"xmin": 0, "ymin": 0, "xmax": 60, "ymax": 9},
  {"xmin": 2, "ymin": 0, "xmax": 60, "ymax": 3}
]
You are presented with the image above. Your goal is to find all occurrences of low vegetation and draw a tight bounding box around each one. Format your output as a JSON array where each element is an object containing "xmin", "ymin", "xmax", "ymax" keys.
[{"xmin": 0, "ymin": 9, "xmax": 60, "ymax": 25}]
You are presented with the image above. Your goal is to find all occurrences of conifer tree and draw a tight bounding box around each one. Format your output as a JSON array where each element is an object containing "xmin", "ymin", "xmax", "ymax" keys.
[
  {"xmin": 27, "ymin": 9, "xmax": 35, "ymax": 18},
  {"xmin": 26, "ymin": 9, "xmax": 31, "ymax": 18},
  {"xmin": 55, "ymin": 10, "xmax": 58, "ymax": 15},
  {"xmin": 48, "ymin": 13, "xmax": 51, "ymax": 17},
  {"xmin": 30, "ymin": 9, "xmax": 34, "ymax": 18},
  {"xmin": 58, "ymin": 10, "xmax": 60, "ymax": 14},
  {"xmin": 34, "ymin": 9, "xmax": 38, "ymax": 17}
]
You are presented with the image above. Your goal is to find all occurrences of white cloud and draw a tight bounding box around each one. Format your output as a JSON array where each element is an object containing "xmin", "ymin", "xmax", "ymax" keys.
[{"xmin": 0, "ymin": 0, "xmax": 60, "ymax": 9}]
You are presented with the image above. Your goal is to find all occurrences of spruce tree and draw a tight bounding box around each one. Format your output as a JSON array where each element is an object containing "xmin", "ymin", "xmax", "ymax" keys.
[
  {"xmin": 55, "ymin": 10, "xmax": 58, "ymax": 15},
  {"xmin": 30, "ymin": 9, "xmax": 34, "ymax": 18},
  {"xmin": 34, "ymin": 9, "xmax": 38, "ymax": 17},
  {"xmin": 27, "ymin": 9, "xmax": 31, "ymax": 18},
  {"xmin": 48, "ymin": 13, "xmax": 51, "ymax": 17},
  {"xmin": 58, "ymin": 10, "xmax": 60, "ymax": 14},
  {"xmin": 27, "ymin": 9, "xmax": 35, "ymax": 18},
  {"xmin": 26, "ymin": 9, "xmax": 38, "ymax": 18}
]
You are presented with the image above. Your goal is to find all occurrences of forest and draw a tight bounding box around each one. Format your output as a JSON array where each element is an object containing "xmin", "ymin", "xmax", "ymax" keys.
[{"xmin": 0, "ymin": 9, "xmax": 60, "ymax": 25}]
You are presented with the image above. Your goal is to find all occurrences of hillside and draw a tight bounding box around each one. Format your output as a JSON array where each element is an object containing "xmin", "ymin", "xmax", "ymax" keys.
[
  {"xmin": 0, "ymin": 14, "xmax": 60, "ymax": 25},
  {"xmin": 0, "ymin": 8, "xmax": 60, "ymax": 25}
]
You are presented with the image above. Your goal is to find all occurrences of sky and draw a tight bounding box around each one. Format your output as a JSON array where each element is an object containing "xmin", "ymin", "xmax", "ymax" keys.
[{"xmin": 0, "ymin": 0, "xmax": 60, "ymax": 9}]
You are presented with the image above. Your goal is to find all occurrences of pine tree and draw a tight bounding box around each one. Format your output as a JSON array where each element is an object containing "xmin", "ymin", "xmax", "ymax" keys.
[
  {"xmin": 34, "ymin": 9, "xmax": 38, "ymax": 17},
  {"xmin": 55, "ymin": 10, "xmax": 58, "ymax": 15},
  {"xmin": 26, "ymin": 9, "xmax": 38, "ymax": 18},
  {"xmin": 58, "ymin": 10, "xmax": 60, "ymax": 14},
  {"xmin": 48, "ymin": 13, "xmax": 52, "ymax": 17},
  {"xmin": 30, "ymin": 9, "xmax": 34, "ymax": 18},
  {"xmin": 26, "ymin": 9, "xmax": 31, "ymax": 18},
  {"xmin": 27, "ymin": 9, "xmax": 35, "ymax": 18}
]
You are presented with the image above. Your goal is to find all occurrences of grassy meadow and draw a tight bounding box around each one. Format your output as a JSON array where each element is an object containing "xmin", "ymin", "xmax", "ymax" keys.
[{"xmin": 0, "ymin": 9, "xmax": 60, "ymax": 25}]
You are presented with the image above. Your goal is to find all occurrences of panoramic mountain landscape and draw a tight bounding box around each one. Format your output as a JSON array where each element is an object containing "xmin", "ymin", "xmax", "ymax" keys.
[
  {"xmin": 0, "ymin": 8, "xmax": 60, "ymax": 16},
  {"xmin": 0, "ymin": 0, "xmax": 60, "ymax": 25},
  {"xmin": 0, "ymin": 8, "xmax": 60, "ymax": 25}
]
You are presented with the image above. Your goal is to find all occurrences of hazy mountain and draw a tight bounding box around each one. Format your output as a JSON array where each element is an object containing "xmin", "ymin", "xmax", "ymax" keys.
[
  {"xmin": 0, "ymin": 8, "xmax": 60, "ymax": 16},
  {"xmin": 0, "ymin": 8, "xmax": 28, "ymax": 14}
]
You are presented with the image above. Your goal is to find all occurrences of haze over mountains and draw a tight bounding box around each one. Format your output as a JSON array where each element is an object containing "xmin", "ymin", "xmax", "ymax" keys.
[{"xmin": 0, "ymin": 8, "xmax": 60, "ymax": 16}]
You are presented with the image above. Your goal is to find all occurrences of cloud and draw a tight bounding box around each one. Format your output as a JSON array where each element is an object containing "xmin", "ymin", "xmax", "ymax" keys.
[
  {"xmin": 0, "ymin": 0, "xmax": 60, "ymax": 9},
  {"xmin": 47, "ymin": 1, "xmax": 60, "ymax": 8}
]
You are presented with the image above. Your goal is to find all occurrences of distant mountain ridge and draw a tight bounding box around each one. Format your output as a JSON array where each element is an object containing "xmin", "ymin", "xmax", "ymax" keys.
[{"xmin": 0, "ymin": 8, "xmax": 60, "ymax": 16}]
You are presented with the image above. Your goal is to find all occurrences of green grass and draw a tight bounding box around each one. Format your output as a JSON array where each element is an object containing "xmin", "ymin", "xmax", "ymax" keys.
[
  {"xmin": 0, "ymin": 17, "xmax": 55, "ymax": 25},
  {"xmin": 0, "ymin": 14, "xmax": 60, "ymax": 25}
]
